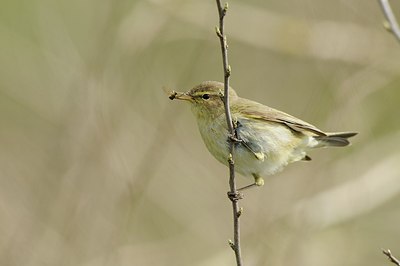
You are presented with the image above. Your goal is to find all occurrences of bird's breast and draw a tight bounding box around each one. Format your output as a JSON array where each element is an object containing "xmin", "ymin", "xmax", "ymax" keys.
[{"xmin": 197, "ymin": 116, "xmax": 230, "ymax": 165}]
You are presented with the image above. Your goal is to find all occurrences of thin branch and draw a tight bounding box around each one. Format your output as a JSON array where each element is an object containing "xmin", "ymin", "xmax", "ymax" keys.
[
  {"xmin": 215, "ymin": 1, "xmax": 243, "ymax": 266},
  {"xmin": 383, "ymin": 249, "xmax": 400, "ymax": 266},
  {"xmin": 378, "ymin": 0, "xmax": 400, "ymax": 43}
]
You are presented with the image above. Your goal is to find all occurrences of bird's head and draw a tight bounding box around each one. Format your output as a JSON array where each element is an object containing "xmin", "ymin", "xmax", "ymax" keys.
[{"xmin": 170, "ymin": 81, "xmax": 238, "ymax": 120}]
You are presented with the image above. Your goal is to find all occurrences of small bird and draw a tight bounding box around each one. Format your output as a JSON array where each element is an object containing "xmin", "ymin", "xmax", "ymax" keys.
[{"xmin": 169, "ymin": 81, "xmax": 357, "ymax": 190}]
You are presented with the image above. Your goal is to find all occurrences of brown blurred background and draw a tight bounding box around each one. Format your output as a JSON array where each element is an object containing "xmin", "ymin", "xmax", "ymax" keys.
[{"xmin": 1, "ymin": 0, "xmax": 400, "ymax": 265}]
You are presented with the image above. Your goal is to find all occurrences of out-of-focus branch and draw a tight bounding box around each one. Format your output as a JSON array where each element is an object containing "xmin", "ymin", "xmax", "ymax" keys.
[
  {"xmin": 215, "ymin": 1, "xmax": 243, "ymax": 266},
  {"xmin": 158, "ymin": 1, "xmax": 400, "ymax": 66},
  {"xmin": 383, "ymin": 249, "xmax": 400, "ymax": 265},
  {"xmin": 379, "ymin": 0, "xmax": 400, "ymax": 43}
]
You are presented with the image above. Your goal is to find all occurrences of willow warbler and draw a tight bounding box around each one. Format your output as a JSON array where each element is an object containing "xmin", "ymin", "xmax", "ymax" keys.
[{"xmin": 170, "ymin": 81, "xmax": 357, "ymax": 189}]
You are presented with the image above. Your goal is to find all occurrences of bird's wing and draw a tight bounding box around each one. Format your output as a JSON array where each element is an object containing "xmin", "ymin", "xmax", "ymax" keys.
[{"xmin": 235, "ymin": 98, "xmax": 327, "ymax": 136}]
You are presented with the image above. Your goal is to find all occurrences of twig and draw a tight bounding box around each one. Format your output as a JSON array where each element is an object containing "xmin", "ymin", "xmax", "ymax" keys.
[
  {"xmin": 378, "ymin": 0, "xmax": 400, "ymax": 43},
  {"xmin": 215, "ymin": 1, "xmax": 243, "ymax": 266},
  {"xmin": 383, "ymin": 249, "xmax": 400, "ymax": 265}
]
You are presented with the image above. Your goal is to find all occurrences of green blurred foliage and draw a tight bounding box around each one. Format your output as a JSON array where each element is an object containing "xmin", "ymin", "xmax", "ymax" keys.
[{"xmin": 1, "ymin": 0, "xmax": 400, "ymax": 265}]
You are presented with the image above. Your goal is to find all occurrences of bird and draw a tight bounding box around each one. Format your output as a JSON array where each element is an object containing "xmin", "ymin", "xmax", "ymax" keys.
[{"xmin": 169, "ymin": 81, "xmax": 357, "ymax": 190}]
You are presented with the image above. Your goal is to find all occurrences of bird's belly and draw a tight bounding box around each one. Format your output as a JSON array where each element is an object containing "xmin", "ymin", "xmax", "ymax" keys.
[{"xmin": 198, "ymin": 119, "xmax": 307, "ymax": 177}]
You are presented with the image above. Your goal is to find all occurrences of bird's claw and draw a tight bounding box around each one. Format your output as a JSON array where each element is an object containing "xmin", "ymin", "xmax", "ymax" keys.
[
  {"xmin": 228, "ymin": 134, "xmax": 242, "ymax": 143},
  {"xmin": 227, "ymin": 191, "xmax": 243, "ymax": 201}
]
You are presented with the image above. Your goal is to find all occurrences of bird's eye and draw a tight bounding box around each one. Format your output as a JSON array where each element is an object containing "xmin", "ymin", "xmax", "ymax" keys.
[{"xmin": 202, "ymin": 94, "xmax": 210, "ymax": 100}]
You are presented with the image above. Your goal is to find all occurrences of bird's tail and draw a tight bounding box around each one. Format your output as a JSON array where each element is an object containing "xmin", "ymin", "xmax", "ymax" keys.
[{"xmin": 314, "ymin": 132, "xmax": 358, "ymax": 147}]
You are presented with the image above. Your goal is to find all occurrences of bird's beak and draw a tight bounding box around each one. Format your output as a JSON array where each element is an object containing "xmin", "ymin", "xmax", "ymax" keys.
[{"xmin": 169, "ymin": 91, "xmax": 193, "ymax": 102}]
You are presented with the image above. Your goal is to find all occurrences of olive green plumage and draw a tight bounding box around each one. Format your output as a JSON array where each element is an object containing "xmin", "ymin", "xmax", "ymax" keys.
[{"xmin": 171, "ymin": 81, "xmax": 357, "ymax": 189}]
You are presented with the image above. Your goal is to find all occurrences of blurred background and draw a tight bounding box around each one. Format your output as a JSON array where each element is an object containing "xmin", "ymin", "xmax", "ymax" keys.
[{"xmin": 1, "ymin": 0, "xmax": 400, "ymax": 265}]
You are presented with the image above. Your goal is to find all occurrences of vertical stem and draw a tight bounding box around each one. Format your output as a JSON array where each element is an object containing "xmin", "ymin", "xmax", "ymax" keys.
[
  {"xmin": 215, "ymin": 1, "xmax": 243, "ymax": 265},
  {"xmin": 378, "ymin": 0, "xmax": 400, "ymax": 43}
]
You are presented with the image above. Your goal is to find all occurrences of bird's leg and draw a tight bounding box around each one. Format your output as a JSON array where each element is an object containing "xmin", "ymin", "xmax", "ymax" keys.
[
  {"xmin": 237, "ymin": 174, "xmax": 264, "ymax": 191},
  {"xmin": 237, "ymin": 183, "xmax": 257, "ymax": 191}
]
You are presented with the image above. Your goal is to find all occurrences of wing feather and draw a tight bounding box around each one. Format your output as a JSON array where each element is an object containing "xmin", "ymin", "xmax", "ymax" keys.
[{"xmin": 234, "ymin": 98, "xmax": 327, "ymax": 136}]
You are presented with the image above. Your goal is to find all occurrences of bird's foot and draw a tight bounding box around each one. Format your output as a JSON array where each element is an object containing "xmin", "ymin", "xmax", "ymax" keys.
[
  {"xmin": 228, "ymin": 134, "xmax": 242, "ymax": 143},
  {"xmin": 227, "ymin": 191, "xmax": 244, "ymax": 202}
]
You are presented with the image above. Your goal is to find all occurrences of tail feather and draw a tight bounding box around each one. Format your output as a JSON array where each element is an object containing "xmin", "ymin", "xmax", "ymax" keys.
[{"xmin": 315, "ymin": 132, "xmax": 358, "ymax": 147}]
